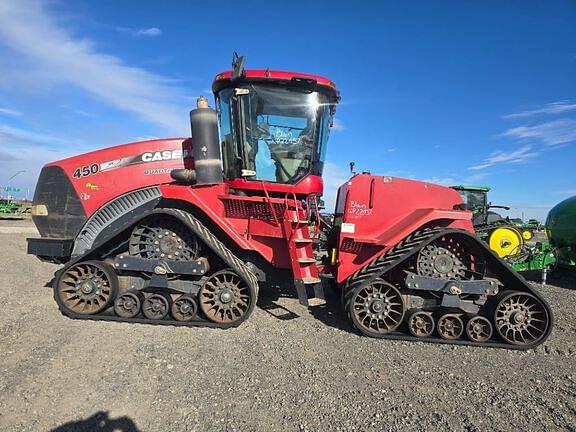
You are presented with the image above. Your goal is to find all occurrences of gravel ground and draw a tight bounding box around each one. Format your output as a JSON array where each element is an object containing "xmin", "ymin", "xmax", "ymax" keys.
[{"xmin": 0, "ymin": 220, "xmax": 575, "ymax": 431}]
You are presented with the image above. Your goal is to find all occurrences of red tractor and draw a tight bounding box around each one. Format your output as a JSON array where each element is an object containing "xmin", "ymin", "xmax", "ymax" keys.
[{"xmin": 27, "ymin": 56, "xmax": 552, "ymax": 349}]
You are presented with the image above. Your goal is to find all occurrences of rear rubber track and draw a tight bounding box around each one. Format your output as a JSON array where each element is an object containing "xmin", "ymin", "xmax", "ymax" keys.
[{"xmin": 343, "ymin": 227, "xmax": 554, "ymax": 350}]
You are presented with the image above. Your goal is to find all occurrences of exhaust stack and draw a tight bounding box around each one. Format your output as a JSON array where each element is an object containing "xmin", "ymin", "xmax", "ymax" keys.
[{"xmin": 190, "ymin": 96, "xmax": 223, "ymax": 185}]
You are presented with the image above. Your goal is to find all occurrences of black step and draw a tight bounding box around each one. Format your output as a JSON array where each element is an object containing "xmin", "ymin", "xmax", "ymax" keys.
[
  {"xmin": 294, "ymin": 238, "xmax": 313, "ymax": 244},
  {"xmin": 297, "ymin": 258, "xmax": 316, "ymax": 264}
]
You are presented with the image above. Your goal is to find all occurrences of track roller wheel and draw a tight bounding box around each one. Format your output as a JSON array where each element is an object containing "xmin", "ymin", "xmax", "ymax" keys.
[
  {"xmin": 347, "ymin": 279, "xmax": 405, "ymax": 337},
  {"xmin": 437, "ymin": 314, "xmax": 464, "ymax": 340},
  {"xmin": 56, "ymin": 261, "xmax": 117, "ymax": 315},
  {"xmin": 466, "ymin": 316, "xmax": 493, "ymax": 343},
  {"xmin": 407, "ymin": 310, "xmax": 435, "ymax": 337},
  {"xmin": 494, "ymin": 291, "xmax": 550, "ymax": 346},
  {"xmin": 142, "ymin": 293, "xmax": 171, "ymax": 320},
  {"xmin": 171, "ymin": 294, "xmax": 198, "ymax": 322},
  {"xmin": 199, "ymin": 270, "xmax": 252, "ymax": 324},
  {"xmin": 114, "ymin": 290, "xmax": 144, "ymax": 318}
]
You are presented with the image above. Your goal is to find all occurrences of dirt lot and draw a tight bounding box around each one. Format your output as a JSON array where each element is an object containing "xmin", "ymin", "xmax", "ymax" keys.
[{"xmin": 0, "ymin": 219, "xmax": 575, "ymax": 431}]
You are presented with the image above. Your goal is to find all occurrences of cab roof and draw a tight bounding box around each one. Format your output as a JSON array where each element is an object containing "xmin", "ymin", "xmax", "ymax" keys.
[
  {"xmin": 451, "ymin": 185, "xmax": 491, "ymax": 192},
  {"xmin": 212, "ymin": 69, "xmax": 339, "ymax": 101}
]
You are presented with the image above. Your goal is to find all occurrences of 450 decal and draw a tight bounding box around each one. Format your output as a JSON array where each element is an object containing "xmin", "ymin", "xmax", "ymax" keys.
[{"xmin": 73, "ymin": 163, "xmax": 100, "ymax": 179}]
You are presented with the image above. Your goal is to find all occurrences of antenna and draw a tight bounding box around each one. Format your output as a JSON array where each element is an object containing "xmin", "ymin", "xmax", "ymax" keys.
[{"xmin": 349, "ymin": 161, "xmax": 356, "ymax": 175}]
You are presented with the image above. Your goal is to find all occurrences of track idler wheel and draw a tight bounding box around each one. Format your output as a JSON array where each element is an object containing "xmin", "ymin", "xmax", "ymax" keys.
[
  {"xmin": 407, "ymin": 311, "xmax": 435, "ymax": 338},
  {"xmin": 466, "ymin": 316, "xmax": 493, "ymax": 342},
  {"xmin": 171, "ymin": 294, "xmax": 198, "ymax": 322},
  {"xmin": 437, "ymin": 314, "xmax": 464, "ymax": 340},
  {"xmin": 56, "ymin": 261, "xmax": 117, "ymax": 315},
  {"xmin": 494, "ymin": 291, "xmax": 550, "ymax": 346},
  {"xmin": 142, "ymin": 293, "xmax": 171, "ymax": 320},
  {"xmin": 114, "ymin": 290, "xmax": 144, "ymax": 318},
  {"xmin": 199, "ymin": 270, "xmax": 252, "ymax": 324},
  {"xmin": 129, "ymin": 215, "xmax": 200, "ymax": 261},
  {"xmin": 347, "ymin": 279, "xmax": 405, "ymax": 337}
]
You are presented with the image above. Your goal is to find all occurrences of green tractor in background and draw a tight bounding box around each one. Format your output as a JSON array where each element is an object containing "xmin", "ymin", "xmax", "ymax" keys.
[
  {"xmin": 0, "ymin": 198, "xmax": 20, "ymax": 214},
  {"xmin": 0, "ymin": 198, "xmax": 30, "ymax": 219},
  {"xmin": 451, "ymin": 185, "xmax": 556, "ymax": 272}
]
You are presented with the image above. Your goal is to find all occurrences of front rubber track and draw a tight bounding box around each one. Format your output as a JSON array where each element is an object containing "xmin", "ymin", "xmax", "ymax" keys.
[{"xmin": 52, "ymin": 208, "xmax": 259, "ymax": 330}]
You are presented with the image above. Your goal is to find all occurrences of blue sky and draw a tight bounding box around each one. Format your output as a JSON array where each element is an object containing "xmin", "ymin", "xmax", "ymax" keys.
[{"xmin": 0, "ymin": 0, "xmax": 575, "ymax": 220}]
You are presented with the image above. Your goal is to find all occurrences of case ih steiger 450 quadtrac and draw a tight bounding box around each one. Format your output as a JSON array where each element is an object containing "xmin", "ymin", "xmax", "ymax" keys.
[{"xmin": 28, "ymin": 56, "xmax": 553, "ymax": 349}]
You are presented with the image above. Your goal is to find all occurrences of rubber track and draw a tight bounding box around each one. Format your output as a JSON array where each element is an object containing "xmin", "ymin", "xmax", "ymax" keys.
[
  {"xmin": 343, "ymin": 227, "xmax": 554, "ymax": 350},
  {"xmin": 53, "ymin": 208, "xmax": 259, "ymax": 329}
]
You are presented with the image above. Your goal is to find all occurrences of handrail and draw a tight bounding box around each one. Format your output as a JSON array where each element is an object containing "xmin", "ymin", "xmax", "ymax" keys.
[
  {"xmin": 310, "ymin": 194, "xmax": 321, "ymax": 235},
  {"xmin": 284, "ymin": 191, "xmax": 300, "ymax": 224},
  {"xmin": 261, "ymin": 181, "xmax": 280, "ymax": 226}
]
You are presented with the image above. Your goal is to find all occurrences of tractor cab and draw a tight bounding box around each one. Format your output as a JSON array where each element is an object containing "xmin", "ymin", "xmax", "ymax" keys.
[
  {"xmin": 212, "ymin": 57, "xmax": 340, "ymax": 197},
  {"xmin": 451, "ymin": 185, "xmax": 508, "ymax": 226}
]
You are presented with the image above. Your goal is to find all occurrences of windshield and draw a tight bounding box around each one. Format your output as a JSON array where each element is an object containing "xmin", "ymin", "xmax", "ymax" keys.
[
  {"xmin": 217, "ymin": 84, "xmax": 332, "ymax": 184},
  {"xmin": 459, "ymin": 190, "xmax": 487, "ymax": 213}
]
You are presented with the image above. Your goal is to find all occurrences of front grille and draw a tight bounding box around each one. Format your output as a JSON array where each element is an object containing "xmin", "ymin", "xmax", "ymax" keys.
[
  {"xmin": 32, "ymin": 166, "xmax": 86, "ymax": 238},
  {"xmin": 223, "ymin": 198, "xmax": 285, "ymax": 222}
]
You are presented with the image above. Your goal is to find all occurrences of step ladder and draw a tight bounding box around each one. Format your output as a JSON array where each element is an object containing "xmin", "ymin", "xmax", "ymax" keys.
[{"xmin": 282, "ymin": 207, "xmax": 325, "ymax": 306}]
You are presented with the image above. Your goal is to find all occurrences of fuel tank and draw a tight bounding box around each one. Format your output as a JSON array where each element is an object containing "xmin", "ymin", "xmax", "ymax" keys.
[{"xmin": 546, "ymin": 195, "xmax": 576, "ymax": 247}]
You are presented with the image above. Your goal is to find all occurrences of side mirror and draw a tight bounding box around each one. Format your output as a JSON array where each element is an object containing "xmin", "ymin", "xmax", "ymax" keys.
[{"xmin": 231, "ymin": 52, "xmax": 246, "ymax": 80}]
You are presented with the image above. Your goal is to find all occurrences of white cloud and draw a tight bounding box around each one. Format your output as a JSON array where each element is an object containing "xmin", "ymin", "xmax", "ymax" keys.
[
  {"xmin": 555, "ymin": 189, "xmax": 576, "ymax": 196},
  {"xmin": 0, "ymin": 107, "xmax": 22, "ymax": 116},
  {"xmin": 0, "ymin": 124, "xmax": 71, "ymax": 147},
  {"xmin": 322, "ymin": 162, "xmax": 350, "ymax": 210},
  {"xmin": 0, "ymin": 125, "xmax": 76, "ymax": 197},
  {"xmin": 0, "ymin": 144, "xmax": 69, "ymax": 198},
  {"xmin": 134, "ymin": 135, "xmax": 160, "ymax": 141},
  {"xmin": 419, "ymin": 172, "xmax": 491, "ymax": 187},
  {"xmin": 500, "ymin": 119, "xmax": 576, "ymax": 146},
  {"xmin": 59, "ymin": 105, "xmax": 95, "ymax": 117},
  {"xmin": 503, "ymin": 101, "xmax": 576, "ymax": 119},
  {"xmin": 463, "ymin": 171, "xmax": 490, "ymax": 184},
  {"xmin": 421, "ymin": 177, "xmax": 457, "ymax": 186},
  {"xmin": 468, "ymin": 146, "xmax": 539, "ymax": 171},
  {"xmin": 331, "ymin": 118, "xmax": 345, "ymax": 132},
  {"xmin": 0, "ymin": 0, "xmax": 187, "ymax": 133},
  {"xmin": 117, "ymin": 26, "xmax": 163, "ymax": 37},
  {"xmin": 499, "ymin": 206, "xmax": 553, "ymax": 223}
]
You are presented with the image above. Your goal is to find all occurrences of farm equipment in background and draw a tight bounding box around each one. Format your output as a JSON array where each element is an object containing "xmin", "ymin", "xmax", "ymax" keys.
[
  {"xmin": 26, "ymin": 55, "xmax": 553, "ymax": 349},
  {"xmin": 547, "ymin": 196, "xmax": 576, "ymax": 275},
  {"xmin": 0, "ymin": 198, "xmax": 30, "ymax": 219},
  {"xmin": 0, "ymin": 198, "xmax": 19, "ymax": 214},
  {"xmin": 451, "ymin": 185, "xmax": 555, "ymax": 273}
]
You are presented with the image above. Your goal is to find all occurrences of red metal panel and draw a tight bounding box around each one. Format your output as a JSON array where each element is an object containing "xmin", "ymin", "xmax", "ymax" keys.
[
  {"xmin": 47, "ymin": 138, "xmax": 192, "ymax": 217},
  {"xmin": 335, "ymin": 174, "xmax": 474, "ymax": 283},
  {"xmin": 160, "ymin": 184, "xmax": 293, "ymax": 269}
]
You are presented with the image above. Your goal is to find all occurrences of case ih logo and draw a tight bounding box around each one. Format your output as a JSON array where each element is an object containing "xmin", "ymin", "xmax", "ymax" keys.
[
  {"xmin": 141, "ymin": 149, "xmax": 192, "ymax": 162},
  {"xmin": 73, "ymin": 149, "xmax": 192, "ymax": 179}
]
